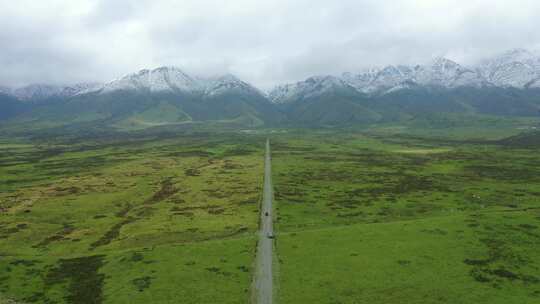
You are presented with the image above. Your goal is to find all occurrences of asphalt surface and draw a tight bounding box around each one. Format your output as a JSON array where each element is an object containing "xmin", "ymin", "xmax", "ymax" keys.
[{"xmin": 254, "ymin": 138, "xmax": 274, "ymax": 304}]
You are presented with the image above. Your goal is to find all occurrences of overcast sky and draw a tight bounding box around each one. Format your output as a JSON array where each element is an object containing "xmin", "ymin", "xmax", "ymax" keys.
[{"xmin": 2, "ymin": 0, "xmax": 540, "ymax": 89}]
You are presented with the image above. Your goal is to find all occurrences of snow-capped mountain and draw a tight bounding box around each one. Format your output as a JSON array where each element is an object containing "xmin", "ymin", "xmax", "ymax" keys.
[
  {"xmin": 12, "ymin": 84, "xmax": 63, "ymax": 100},
  {"xmin": 414, "ymin": 57, "xmax": 486, "ymax": 88},
  {"xmin": 2, "ymin": 48, "xmax": 540, "ymax": 105},
  {"xmin": 2, "ymin": 49, "xmax": 540, "ymax": 128},
  {"xmin": 478, "ymin": 49, "xmax": 540, "ymax": 88},
  {"xmin": 272, "ymin": 59, "xmax": 481, "ymax": 101},
  {"xmin": 271, "ymin": 49, "xmax": 540, "ymax": 102},
  {"xmin": 201, "ymin": 74, "xmax": 264, "ymax": 97},
  {"xmin": 59, "ymin": 83, "xmax": 102, "ymax": 97},
  {"xmin": 97, "ymin": 66, "xmax": 201, "ymax": 94},
  {"xmin": 268, "ymin": 75, "xmax": 357, "ymax": 104},
  {"xmin": 341, "ymin": 68, "xmax": 380, "ymax": 93},
  {"xmin": 6, "ymin": 83, "xmax": 102, "ymax": 101},
  {"xmin": 344, "ymin": 65, "xmax": 415, "ymax": 94},
  {"xmin": 84, "ymin": 66, "xmax": 263, "ymax": 99},
  {"xmin": 341, "ymin": 57, "xmax": 487, "ymax": 95}
]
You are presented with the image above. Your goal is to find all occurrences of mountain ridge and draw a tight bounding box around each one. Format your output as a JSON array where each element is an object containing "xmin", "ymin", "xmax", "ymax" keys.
[
  {"xmin": 1, "ymin": 49, "xmax": 540, "ymax": 130},
  {"xmin": 3, "ymin": 48, "xmax": 540, "ymax": 103},
  {"xmin": 269, "ymin": 49, "xmax": 540, "ymax": 103}
]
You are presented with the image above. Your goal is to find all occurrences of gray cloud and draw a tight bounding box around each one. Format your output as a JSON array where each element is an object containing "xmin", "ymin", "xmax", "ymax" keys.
[{"xmin": 1, "ymin": 0, "xmax": 540, "ymax": 89}]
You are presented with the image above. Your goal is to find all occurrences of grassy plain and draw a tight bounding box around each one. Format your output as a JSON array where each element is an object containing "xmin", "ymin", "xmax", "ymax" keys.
[
  {"xmin": 271, "ymin": 129, "xmax": 540, "ymax": 303},
  {"xmin": 1, "ymin": 122, "xmax": 540, "ymax": 304},
  {"xmin": 0, "ymin": 132, "xmax": 265, "ymax": 303}
]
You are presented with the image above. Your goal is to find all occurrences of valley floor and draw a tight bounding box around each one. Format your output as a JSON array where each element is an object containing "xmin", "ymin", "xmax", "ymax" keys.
[
  {"xmin": 271, "ymin": 130, "xmax": 540, "ymax": 303},
  {"xmin": 0, "ymin": 126, "xmax": 539, "ymax": 303},
  {"xmin": 0, "ymin": 132, "xmax": 265, "ymax": 303}
]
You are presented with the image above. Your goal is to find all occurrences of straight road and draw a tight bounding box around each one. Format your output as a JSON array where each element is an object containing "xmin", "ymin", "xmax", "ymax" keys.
[{"xmin": 253, "ymin": 138, "xmax": 274, "ymax": 304}]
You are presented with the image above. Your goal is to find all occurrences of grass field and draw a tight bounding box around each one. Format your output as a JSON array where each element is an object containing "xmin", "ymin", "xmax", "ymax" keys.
[
  {"xmin": 1, "ymin": 125, "xmax": 539, "ymax": 303},
  {"xmin": 0, "ymin": 132, "xmax": 265, "ymax": 303},
  {"xmin": 271, "ymin": 130, "xmax": 540, "ymax": 303}
]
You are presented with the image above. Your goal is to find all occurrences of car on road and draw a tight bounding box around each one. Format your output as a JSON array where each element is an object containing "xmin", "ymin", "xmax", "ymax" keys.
[
  {"xmin": 267, "ymin": 233, "xmax": 275, "ymax": 239},
  {"xmin": 265, "ymin": 211, "xmax": 269, "ymax": 216}
]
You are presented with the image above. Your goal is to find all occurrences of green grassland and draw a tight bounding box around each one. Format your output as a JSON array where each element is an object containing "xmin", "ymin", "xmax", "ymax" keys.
[
  {"xmin": 271, "ymin": 130, "xmax": 540, "ymax": 303},
  {"xmin": 365, "ymin": 113, "xmax": 540, "ymax": 140},
  {"xmin": 0, "ymin": 132, "xmax": 265, "ymax": 303},
  {"xmin": 1, "ymin": 123, "xmax": 540, "ymax": 304}
]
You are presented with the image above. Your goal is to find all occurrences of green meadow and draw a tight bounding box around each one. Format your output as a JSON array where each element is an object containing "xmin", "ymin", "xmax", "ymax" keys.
[
  {"xmin": 271, "ymin": 129, "xmax": 540, "ymax": 303},
  {"xmin": 0, "ymin": 133, "xmax": 265, "ymax": 303},
  {"xmin": 1, "ymin": 125, "xmax": 539, "ymax": 303}
]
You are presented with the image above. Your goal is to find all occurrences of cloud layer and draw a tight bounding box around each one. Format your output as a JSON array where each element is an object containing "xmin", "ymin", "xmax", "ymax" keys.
[{"xmin": 2, "ymin": 0, "xmax": 540, "ymax": 88}]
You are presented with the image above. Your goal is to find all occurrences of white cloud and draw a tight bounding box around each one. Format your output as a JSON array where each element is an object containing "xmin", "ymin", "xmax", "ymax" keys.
[{"xmin": 0, "ymin": 0, "xmax": 539, "ymax": 88}]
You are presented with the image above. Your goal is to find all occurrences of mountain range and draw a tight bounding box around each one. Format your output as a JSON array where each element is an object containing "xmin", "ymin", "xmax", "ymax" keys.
[
  {"xmin": 269, "ymin": 48, "xmax": 540, "ymax": 103},
  {"xmin": 1, "ymin": 48, "xmax": 540, "ymax": 131}
]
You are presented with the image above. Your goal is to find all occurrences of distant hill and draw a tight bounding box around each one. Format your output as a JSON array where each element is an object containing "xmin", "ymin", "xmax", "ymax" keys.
[{"xmin": 499, "ymin": 130, "xmax": 540, "ymax": 147}]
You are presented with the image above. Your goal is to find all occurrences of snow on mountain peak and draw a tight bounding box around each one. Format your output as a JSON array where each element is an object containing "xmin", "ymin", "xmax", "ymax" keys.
[
  {"xmin": 99, "ymin": 66, "xmax": 201, "ymax": 93},
  {"xmin": 415, "ymin": 57, "xmax": 485, "ymax": 88},
  {"xmin": 3, "ymin": 48, "xmax": 540, "ymax": 103},
  {"xmin": 11, "ymin": 84, "xmax": 62, "ymax": 100},
  {"xmin": 86, "ymin": 67, "xmax": 263, "ymax": 99},
  {"xmin": 342, "ymin": 56, "xmax": 491, "ymax": 94},
  {"xmin": 201, "ymin": 73, "xmax": 260, "ymax": 97},
  {"xmin": 430, "ymin": 57, "xmax": 460, "ymax": 70},
  {"xmin": 479, "ymin": 49, "xmax": 540, "ymax": 88},
  {"xmin": 7, "ymin": 83, "xmax": 102, "ymax": 101},
  {"xmin": 269, "ymin": 75, "xmax": 355, "ymax": 103}
]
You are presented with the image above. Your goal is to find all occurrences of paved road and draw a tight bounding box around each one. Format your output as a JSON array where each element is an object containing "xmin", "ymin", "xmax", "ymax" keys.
[{"xmin": 254, "ymin": 138, "xmax": 274, "ymax": 304}]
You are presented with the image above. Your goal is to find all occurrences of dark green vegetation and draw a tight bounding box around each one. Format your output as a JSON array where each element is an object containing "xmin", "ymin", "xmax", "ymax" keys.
[
  {"xmin": 275, "ymin": 87, "xmax": 540, "ymax": 126},
  {"xmin": 0, "ymin": 132, "xmax": 266, "ymax": 303},
  {"xmin": 0, "ymin": 89, "xmax": 283, "ymax": 134},
  {"xmin": 271, "ymin": 129, "xmax": 540, "ymax": 303},
  {"xmin": 0, "ymin": 94, "xmax": 29, "ymax": 121},
  {"xmin": 1, "ymin": 86, "xmax": 540, "ymax": 134}
]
